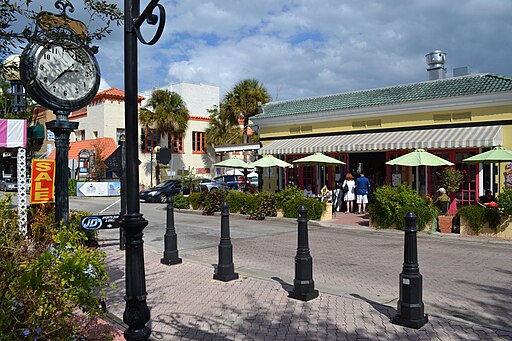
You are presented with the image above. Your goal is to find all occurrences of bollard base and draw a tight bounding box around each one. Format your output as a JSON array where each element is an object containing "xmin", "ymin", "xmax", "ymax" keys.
[
  {"xmin": 213, "ymin": 272, "xmax": 239, "ymax": 282},
  {"xmin": 124, "ymin": 326, "xmax": 151, "ymax": 341},
  {"xmin": 391, "ymin": 314, "xmax": 428, "ymax": 329},
  {"xmin": 288, "ymin": 289, "xmax": 319, "ymax": 302},
  {"xmin": 160, "ymin": 256, "xmax": 182, "ymax": 266}
]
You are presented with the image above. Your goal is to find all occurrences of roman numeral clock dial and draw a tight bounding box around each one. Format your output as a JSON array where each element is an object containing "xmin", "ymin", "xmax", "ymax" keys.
[{"xmin": 21, "ymin": 39, "xmax": 101, "ymax": 112}]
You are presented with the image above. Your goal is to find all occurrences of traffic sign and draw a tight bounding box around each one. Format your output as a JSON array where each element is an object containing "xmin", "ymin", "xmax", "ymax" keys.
[{"xmin": 81, "ymin": 214, "xmax": 120, "ymax": 230}]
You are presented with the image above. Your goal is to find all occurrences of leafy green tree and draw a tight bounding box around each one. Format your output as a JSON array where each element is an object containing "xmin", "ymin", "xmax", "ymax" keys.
[
  {"xmin": 139, "ymin": 89, "xmax": 190, "ymax": 184},
  {"xmin": 223, "ymin": 79, "xmax": 270, "ymax": 144},
  {"xmin": 0, "ymin": 1, "xmax": 122, "ymax": 65},
  {"xmin": 205, "ymin": 105, "xmax": 242, "ymax": 161},
  {"xmin": 139, "ymin": 89, "xmax": 190, "ymax": 143},
  {"xmin": 89, "ymin": 141, "xmax": 107, "ymax": 180}
]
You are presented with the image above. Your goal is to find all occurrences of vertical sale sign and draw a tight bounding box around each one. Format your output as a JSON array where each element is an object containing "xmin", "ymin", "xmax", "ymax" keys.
[{"xmin": 30, "ymin": 160, "xmax": 55, "ymax": 204}]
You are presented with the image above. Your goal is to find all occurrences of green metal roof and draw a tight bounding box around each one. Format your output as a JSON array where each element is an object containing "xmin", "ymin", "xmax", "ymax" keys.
[{"xmin": 255, "ymin": 74, "xmax": 512, "ymax": 119}]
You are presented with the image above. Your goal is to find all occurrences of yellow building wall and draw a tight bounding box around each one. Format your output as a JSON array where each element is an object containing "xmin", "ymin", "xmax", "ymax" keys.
[{"xmin": 259, "ymin": 104, "xmax": 512, "ymax": 140}]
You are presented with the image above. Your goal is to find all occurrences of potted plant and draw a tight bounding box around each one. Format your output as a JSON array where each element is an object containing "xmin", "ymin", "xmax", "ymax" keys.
[{"xmin": 436, "ymin": 167, "xmax": 465, "ymax": 233}]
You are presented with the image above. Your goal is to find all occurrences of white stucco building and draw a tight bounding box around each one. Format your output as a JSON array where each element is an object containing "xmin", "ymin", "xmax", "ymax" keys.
[{"xmin": 55, "ymin": 82, "xmax": 220, "ymax": 186}]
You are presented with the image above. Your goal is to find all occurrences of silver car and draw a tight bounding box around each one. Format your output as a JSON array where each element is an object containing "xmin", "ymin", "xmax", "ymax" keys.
[{"xmin": 198, "ymin": 178, "xmax": 228, "ymax": 191}]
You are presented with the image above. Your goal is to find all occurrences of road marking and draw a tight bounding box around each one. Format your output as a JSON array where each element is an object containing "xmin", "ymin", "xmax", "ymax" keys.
[{"xmin": 100, "ymin": 199, "xmax": 120, "ymax": 213}]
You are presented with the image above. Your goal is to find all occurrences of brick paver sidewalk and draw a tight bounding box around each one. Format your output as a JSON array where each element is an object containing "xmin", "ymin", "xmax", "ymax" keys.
[{"xmin": 101, "ymin": 241, "xmax": 512, "ymax": 340}]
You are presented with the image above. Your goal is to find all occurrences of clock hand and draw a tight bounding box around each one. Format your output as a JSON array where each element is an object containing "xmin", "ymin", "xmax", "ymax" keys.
[{"xmin": 49, "ymin": 63, "xmax": 76, "ymax": 86}]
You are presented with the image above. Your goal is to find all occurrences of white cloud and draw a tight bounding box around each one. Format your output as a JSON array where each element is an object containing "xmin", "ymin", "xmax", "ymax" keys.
[{"xmin": 94, "ymin": 0, "xmax": 512, "ymax": 101}]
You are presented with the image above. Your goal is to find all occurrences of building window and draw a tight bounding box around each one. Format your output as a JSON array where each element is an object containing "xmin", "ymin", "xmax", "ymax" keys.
[
  {"xmin": 93, "ymin": 131, "xmax": 98, "ymax": 139},
  {"xmin": 168, "ymin": 133, "xmax": 184, "ymax": 153},
  {"xmin": 75, "ymin": 130, "xmax": 85, "ymax": 141},
  {"xmin": 116, "ymin": 128, "xmax": 125, "ymax": 144},
  {"xmin": 140, "ymin": 129, "xmax": 160, "ymax": 153},
  {"xmin": 192, "ymin": 131, "xmax": 206, "ymax": 153}
]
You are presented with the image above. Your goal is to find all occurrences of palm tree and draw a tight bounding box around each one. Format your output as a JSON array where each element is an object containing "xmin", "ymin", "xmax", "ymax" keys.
[
  {"xmin": 139, "ymin": 89, "xmax": 189, "ymax": 139},
  {"xmin": 223, "ymin": 79, "xmax": 270, "ymax": 144},
  {"xmin": 205, "ymin": 105, "xmax": 242, "ymax": 161},
  {"xmin": 139, "ymin": 89, "xmax": 190, "ymax": 184}
]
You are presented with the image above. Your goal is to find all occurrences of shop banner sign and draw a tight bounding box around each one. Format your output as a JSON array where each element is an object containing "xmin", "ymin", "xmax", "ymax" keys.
[{"xmin": 30, "ymin": 159, "xmax": 55, "ymax": 204}]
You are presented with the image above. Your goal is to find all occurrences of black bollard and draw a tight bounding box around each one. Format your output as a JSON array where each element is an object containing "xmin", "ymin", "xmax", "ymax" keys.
[
  {"xmin": 289, "ymin": 205, "xmax": 319, "ymax": 301},
  {"xmin": 213, "ymin": 202, "xmax": 239, "ymax": 282},
  {"xmin": 160, "ymin": 196, "xmax": 182, "ymax": 265},
  {"xmin": 392, "ymin": 212, "xmax": 428, "ymax": 329}
]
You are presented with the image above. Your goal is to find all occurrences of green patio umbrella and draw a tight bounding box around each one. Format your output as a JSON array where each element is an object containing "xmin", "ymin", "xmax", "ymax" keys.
[
  {"xmin": 463, "ymin": 146, "xmax": 512, "ymax": 194},
  {"xmin": 293, "ymin": 153, "xmax": 345, "ymax": 193},
  {"xmin": 292, "ymin": 153, "xmax": 345, "ymax": 166},
  {"xmin": 386, "ymin": 149, "xmax": 454, "ymax": 167},
  {"xmin": 252, "ymin": 155, "xmax": 292, "ymax": 191},
  {"xmin": 386, "ymin": 149, "xmax": 453, "ymax": 193},
  {"xmin": 214, "ymin": 158, "xmax": 252, "ymax": 189},
  {"xmin": 214, "ymin": 158, "xmax": 252, "ymax": 169}
]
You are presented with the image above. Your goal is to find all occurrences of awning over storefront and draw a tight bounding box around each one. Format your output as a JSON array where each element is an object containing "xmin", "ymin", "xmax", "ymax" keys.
[{"xmin": 259, "ymin": 125, "xmax": 502, "ymax": 155}]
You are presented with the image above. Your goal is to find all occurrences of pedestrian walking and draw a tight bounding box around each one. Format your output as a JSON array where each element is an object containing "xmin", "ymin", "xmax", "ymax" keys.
[
  {"xmin": 342, "ymin": 173, "xmax": 356, "ymax": 213},
  {"xmin": 355, "ymin": 172, "xmax": 371, "ymax": 214}
]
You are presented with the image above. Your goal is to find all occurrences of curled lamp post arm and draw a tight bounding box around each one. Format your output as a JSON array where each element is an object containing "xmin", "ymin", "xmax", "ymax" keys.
[{"xmin": 133, "ymin": 0, "xmax": 166, "ymax": 46}]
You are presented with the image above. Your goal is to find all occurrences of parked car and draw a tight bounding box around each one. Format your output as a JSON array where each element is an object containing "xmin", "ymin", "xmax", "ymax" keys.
[
  {"xmin": 0, "ymin": 178, "xmax": 17, "ymax": 191},
  {"xmin": 139, "ymin": 180, "xmax": 182, "ymax": 203},
  {"xmin": 249, "ymin": 176, "xmax": 259, "ymax": 188},
  {"xmin": 214, "ymin": 175, "xmax": 240, "ymax": 189},
  {"xmin": 197, "ymin": 178, "xmax": 229, "ymax": 191},
  {"xmin": 182, "ymin": 178, "xmax": 229, "ymax": 195}
]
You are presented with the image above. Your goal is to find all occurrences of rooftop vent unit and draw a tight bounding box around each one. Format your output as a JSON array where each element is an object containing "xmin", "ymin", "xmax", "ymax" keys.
[{"xmin": 426, "ymin": 50, "xmax": 447, "ymax": 80}]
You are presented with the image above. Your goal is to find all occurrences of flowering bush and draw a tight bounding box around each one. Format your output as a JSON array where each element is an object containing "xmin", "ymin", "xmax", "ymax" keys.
[
  {"xmin": 437, "ymin": 167, "xmax": 465, "ymax": 193},
  {"xmin": 0, "ymin": 197, "xmax": 111, "ymax": 339}
]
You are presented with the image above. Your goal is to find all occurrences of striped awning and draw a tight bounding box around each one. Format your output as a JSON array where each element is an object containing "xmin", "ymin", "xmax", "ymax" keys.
[{"xmin": 259, "ymin": 125, "xmax": 502, "ymax": 155}]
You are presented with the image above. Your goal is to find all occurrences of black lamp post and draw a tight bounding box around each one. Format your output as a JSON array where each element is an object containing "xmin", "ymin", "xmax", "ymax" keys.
[
  {"xmin": 46, "ymin": 111, "xmax": 78, "ymax": 228},
  {"xmin": 119, "ymin": 134, "xmax": 127, "ymax": 250},
  {"xmin": 121, "ymin": 1, "xmax": 165, "ymax": 340}
]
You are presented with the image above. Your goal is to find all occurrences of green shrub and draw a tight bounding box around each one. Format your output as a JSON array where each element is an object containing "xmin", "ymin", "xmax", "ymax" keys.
[
  {"xmin": 0, "ymin": 197, "xmax": 110, "ymax": 340},
  {"xmin": 367, "ymin": 184, "xmax": 438, "ymax": 230},
  {"xmin": 68, "ymin": 178, "xmax": 78, "ymax": 196},
  {"xmin": 282, "ymin": 197, "xmax": 325, "ymax": 220},
  {"xmin": 485, "ymin": 207, "xmax": 502, "ymax": 230},
  {"xmin": 458, "ymin": 205, "xmax": 486, "ymax": 234},
  {"xmin": 189, "ymin": 192, "xmax": 202, "ymax": 210},
  {"xmin": 203, "ymin": 189, "xmax": 228, "ymax": 215},
  {"xmin": 275, "ymin": 185, "xmax": 303, "ymax": 210},
  {"xmin": 249, "ymin": 192, "xmax": 277, "ymax": 220},
  {"xmin": 498, "ymin": 189, "xmax": 512, "ymax": 216},
  {"xmin": 173, "ymin": 194, "xmax": 189, "ymax": 209},
  {"xmin": 239, "ymin": 193, "xmax": 256, "ymax": 215},
  {"xmin": 226, "ymin": 191, "xmax": 246, "ymax": 213}
]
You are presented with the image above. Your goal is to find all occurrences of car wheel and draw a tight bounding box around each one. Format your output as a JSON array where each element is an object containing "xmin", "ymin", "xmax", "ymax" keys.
[
  {"xmin": 210, "ymin": 187, "xmax": 217, "ymax": 191},
  {"xmin": 158, "ymin": 193, "xmax": 168, "ymax": 203}
]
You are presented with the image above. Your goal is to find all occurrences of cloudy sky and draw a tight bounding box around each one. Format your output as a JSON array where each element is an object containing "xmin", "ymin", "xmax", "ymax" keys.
[{"xmin": 25, "ymin": 0, "xmax": 512, "ymax": 102}]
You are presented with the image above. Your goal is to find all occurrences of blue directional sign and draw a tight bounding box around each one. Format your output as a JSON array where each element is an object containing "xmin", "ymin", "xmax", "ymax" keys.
[{"xmin": 81, "ymin": 214, "xmax": 120, "ymax": 230}]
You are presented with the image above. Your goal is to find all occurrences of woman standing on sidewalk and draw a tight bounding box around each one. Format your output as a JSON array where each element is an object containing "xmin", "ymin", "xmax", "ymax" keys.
[{"xmin": 342, "ymin": 173, "xmax": 356, "ymax": 213}]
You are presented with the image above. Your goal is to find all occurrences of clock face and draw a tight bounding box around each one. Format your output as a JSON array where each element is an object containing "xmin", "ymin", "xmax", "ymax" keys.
[
  {"xmin": 20, "ymin": 40, "xmax": 101, "ymax": 111},
  {"xmin": 35, "ymin": 45, "xmax": 97, "ymax": 101}
]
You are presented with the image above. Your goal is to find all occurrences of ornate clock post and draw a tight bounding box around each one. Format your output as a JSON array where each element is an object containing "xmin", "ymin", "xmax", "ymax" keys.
[
  {"xmin": 122, "ymin": 1, "xmax": 165, "ymax": 340},
  {"xmin": 19, "ymin": 1, "xmax": 101, "ymax": 228},
  {"xmin": 46, "ymin": 112, "xmax": 78, "ymax": 227}
]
